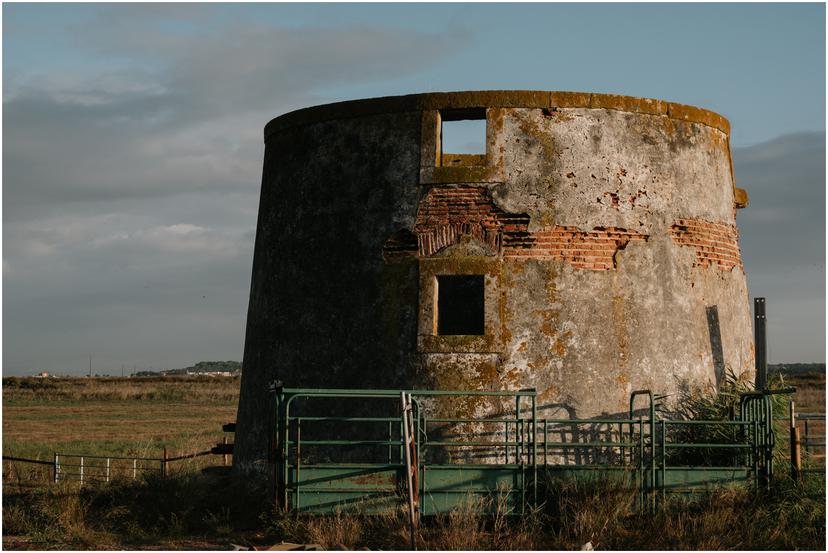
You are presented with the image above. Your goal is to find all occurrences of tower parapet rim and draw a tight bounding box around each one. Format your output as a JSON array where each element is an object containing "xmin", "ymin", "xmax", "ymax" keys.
[{"xmin": 264, "ymin": 90, "xmax": 730, "ymax": 140}]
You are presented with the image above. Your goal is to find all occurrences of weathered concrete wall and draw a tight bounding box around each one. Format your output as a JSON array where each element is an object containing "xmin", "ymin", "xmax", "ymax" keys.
[
  {"xmin": 234, "ymin": 111, "xmax": 423, "ymax": 472},
  {"xmin": 234, "ymin": 91, "xmax": 753, "ymax": 473}
]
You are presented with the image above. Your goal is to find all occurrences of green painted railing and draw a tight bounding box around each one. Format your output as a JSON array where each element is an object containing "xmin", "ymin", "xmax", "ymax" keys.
[{"xmin": 273, "ymin": 387, "xmax": 776, "ymax": 515}]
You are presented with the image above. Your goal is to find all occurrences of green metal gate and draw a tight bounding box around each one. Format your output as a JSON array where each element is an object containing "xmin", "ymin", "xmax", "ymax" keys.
[{"xmin": 273, "ymin": 387, "xmax": 774, "ymax": 515}]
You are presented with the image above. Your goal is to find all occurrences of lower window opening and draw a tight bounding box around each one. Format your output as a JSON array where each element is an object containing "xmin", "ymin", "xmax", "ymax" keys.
[{"xmin": 437, "ymin": 275, "xmax": 485, "ymax": 335}]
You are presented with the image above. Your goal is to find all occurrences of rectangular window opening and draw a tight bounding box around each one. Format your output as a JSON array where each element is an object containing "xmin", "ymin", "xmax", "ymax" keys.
[
  {"xmin": 440, "ymin": 108, "xmax": 486, "ymax": 164},
  {"xmin": 437, "ymin": 275, "xmax": 485, "ymax": 336}
]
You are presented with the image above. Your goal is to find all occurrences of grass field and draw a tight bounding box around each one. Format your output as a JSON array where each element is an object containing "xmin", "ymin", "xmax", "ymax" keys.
[
  {"xmin": 3, "ymin": 376, "xmax": 238, "ymax": 462},
  {"xmin": 2, "ymin": 372, "xmax": 824, "ymax": 550},
  {"xmin": 778, "ymin": 370, "xmax": 825, "ymax": 412},
  {"xmin": 4, "ymin": 370, "xmax": 822, "ymax": 460}
]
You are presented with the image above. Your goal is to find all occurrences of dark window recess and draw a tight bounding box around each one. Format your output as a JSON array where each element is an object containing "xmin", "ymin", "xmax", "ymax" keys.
[{"xmin": 437, "ymin": 275, "xmax": 485, "ymax": 335}]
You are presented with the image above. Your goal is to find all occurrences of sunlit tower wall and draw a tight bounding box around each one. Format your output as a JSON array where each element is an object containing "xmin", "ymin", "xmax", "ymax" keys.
[{"xmin": 233, "ymin": 91, "xmax": 753, "ymax": 475}]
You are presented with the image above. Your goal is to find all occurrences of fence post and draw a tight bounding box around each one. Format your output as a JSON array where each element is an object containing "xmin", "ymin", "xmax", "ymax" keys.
[
  {"xmin": 53, "ymin": 453, "xmax": 59, "ymax": 483},
  {"xmin": 106, "ymin": 457, "xmax": 110, "ymax": 482},
  {"xmin": 162, "ymin": 447, "xmax": 168, "ymax": 478},
  {"xmin": 790, "ymin": 401, "xmax": 801, "ymax": 480},
  {"xmin": 222, "ymin": 437, "xmax": 229, "ymax": 467},
  {"xmin": 754, "ymin": 297, "xmax": 767, "ymax": 390},
  {"xmin": 80, "ymin": 456, "xmax": 84, "ymax": 484},
  {"xmin": 133, "ymin": 458, "xmax": 137, "ymax": 480}
]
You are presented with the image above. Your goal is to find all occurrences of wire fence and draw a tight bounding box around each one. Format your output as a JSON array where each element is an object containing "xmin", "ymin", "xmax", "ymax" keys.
[
  {"xmin": 794, "ymin": 414, "xmax": 825, "ymax": 461},
  {"xmin": 53, "ymin": 454, "xmax": 164, "ymax": 483},
  {"xmin": 775, "ymin": 410, "xmax": 825, "ymax": 475},
  {"xmin": 2, "ymin": 444, "xmax": 230, "ymax": 489}
]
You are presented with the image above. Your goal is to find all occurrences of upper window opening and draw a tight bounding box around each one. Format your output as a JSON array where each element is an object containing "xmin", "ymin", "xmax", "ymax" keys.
[
  {"xmin": 437, "ymin": 275, "xmax": 485, "ymax": 336},
  {"xmin": 440, "ymin": 108, "xmax": 487, "ymax": 163}
]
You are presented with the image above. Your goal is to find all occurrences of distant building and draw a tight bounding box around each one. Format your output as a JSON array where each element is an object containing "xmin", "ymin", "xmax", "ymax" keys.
[
  {"xmin": 186, "ymin": 370, "xmax": 234, "ymax": 377},
  {"xmin": 33, "ymin": 371, "xmax": 50, "ymax": 378}
]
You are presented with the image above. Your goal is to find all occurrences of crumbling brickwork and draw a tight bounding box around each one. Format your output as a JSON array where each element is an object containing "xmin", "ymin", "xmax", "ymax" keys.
[
  {"xmin": 391, "ymin": 186, "xmax": 648, "ymax": 271},
  {"xmin": 670, "ymin": 218, "xmax": 743, "ymax": 271},
  {"xmin": 504, "ymin": 226, "xmax": 648, "ymax": 270},
  {"xmin": 413, "ymin": 186, "xmax": 529, "ymax": 257}
]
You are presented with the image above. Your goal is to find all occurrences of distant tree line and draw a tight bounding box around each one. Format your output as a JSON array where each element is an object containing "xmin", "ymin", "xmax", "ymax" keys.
[
  {"xmin": 134, "ymin": 361, "xmax": 241, "ymax": 377},
  {"xmin": 768, "ymin": 362, "xmax": 825, "ymax": 375}
]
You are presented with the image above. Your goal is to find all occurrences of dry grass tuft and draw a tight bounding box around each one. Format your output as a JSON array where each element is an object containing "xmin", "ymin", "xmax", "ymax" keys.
[
  {"xmin": 544, "ymin": 477, "xmax": 637, "ymax": 549},
  {"xmin": 2, "ymin": 375, "xmax": 240, "ymax": 403},
  {"xmin": 3, "ymin": 469, "xmax": 824, "ymax": 550}
]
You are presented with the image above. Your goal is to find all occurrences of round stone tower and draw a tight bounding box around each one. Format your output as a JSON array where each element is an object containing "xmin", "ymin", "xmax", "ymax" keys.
[{"xmin": 234, "ymin": 91, "xmax": 753, "ymax": 474}]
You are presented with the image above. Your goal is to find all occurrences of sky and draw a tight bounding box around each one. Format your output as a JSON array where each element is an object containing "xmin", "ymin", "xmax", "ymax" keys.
[{"xmin": 2, "ymin": 2, "xmax": 825, "ymax": 375}]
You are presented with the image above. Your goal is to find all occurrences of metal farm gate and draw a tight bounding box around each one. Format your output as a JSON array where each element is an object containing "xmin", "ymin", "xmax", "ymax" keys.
[{"xmin": 272, "ymin": 387, "xmax": 776, "ymax": 517}]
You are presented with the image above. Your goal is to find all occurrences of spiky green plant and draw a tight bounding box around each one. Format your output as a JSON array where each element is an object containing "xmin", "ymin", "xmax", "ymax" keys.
[{"xmin": 667, "ymin": 368, "xmax": 793, "ymax": 467}]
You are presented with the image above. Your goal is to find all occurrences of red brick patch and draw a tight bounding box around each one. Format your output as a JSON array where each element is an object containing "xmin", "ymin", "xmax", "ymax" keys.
[
  {"xmin": 504, "ymin": 226, "xmax": 647, "ymax": 270},
  {"xmin": 669, "ymin": 218, "xmax": 742, "ymax": 271},
  {"xmin": 386, "ymin": 188, "xmax": 748, "ymax": 274},
  {"xmin": 413, "ymin": 186, "xmax": 529, "ymax": 257}
]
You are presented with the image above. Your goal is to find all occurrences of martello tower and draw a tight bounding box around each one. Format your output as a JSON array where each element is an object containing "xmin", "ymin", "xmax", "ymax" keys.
[{"xmin": 234, "ymin": 91, "xmax": 753, "ymax": 473}]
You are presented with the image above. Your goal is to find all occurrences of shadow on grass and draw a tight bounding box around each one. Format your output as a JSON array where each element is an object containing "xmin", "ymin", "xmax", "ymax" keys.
[
  {"xmin": 3, "ymin": 469, "xmax": 824, "ymax": 550},
  {"xmin": 3, "ymin": 469, "xmax": 268, "ymax": 549}
]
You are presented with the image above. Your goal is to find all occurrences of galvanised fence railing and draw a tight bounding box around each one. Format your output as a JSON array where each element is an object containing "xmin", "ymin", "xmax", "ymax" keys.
[
  {"xmin": 3, "ymin": 447, "xmax": 223, "ymax": 487},
  {"xmin": 53, "ymin": 454, "xmax": 163, "ymax": 483}
]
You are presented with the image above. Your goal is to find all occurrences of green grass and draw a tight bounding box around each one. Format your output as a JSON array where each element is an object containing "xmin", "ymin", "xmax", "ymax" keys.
[{"xmin": 3, "ymin": 376, "xmax": 238, "ymax": 461}]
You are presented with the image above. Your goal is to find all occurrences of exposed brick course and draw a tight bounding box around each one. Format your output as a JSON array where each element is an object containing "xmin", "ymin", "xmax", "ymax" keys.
[
  {"xmin": 390, "ymin": 186, "xmax": 650, "ymax": 270},
  {"xmin": 391, "ymin": 188, "xmax": 741, "ymax": 273},
  {"xmin": 382, "ymin": 229, "xmax": 418, "ymax": 261},
  {"xmin": 412, "ymin": 186, "xmax": 529, "ymax": 257},
  {"xmin": 505, "ymin": 226, "xmax": 647, "ymax": 270},
  {"xmin": 670, "ymin": 218, "xmax": 742, "ymax": 271}
]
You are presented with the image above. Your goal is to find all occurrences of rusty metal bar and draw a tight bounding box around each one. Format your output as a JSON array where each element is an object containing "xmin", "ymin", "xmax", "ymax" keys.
[
  {"xmin": 401, "ymin": 392, "xmax": 418, "ymax": 550},
  {"xmin": 296, "ymin": 418, "xmax": 301, "ymax": 511},
  {"xmin": 790, "ymin": 401, "xmax": 801, "ymax": 479}
]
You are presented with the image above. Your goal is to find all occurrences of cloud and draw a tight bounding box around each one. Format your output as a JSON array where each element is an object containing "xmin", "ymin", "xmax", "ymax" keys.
[
  {"xmin": 2, "ymin": 206, "xmax": 256, "ymax": 373},
  {"xmin": 735, "ymin": 132, "xmax": 825, "ymax": 274},
  {"xmin": 6, "ymin": 5, "xmax": 822, "ymax": 372},
  {"xmin": 733, "ymin": 131, "xmax": 826, "ymax": 362},
  {"xmin": 4, "ymin": 18, "xmax": 471, "ymax": 215},
  {"xmin": 3, "ymin": 8, "xmax": 473, "ymax": 374}
]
